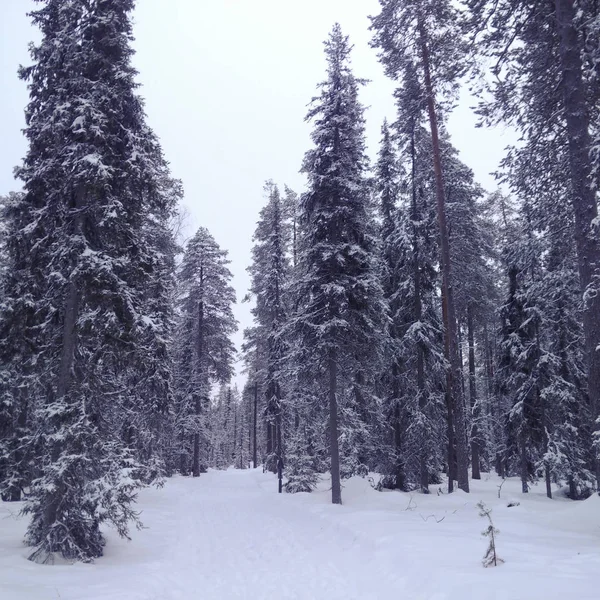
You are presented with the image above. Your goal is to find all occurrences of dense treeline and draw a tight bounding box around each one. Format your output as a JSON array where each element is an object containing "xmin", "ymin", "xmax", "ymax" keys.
[{"xmin": 0, "ymin": 0, "xmax": 598, "ymax": 563}]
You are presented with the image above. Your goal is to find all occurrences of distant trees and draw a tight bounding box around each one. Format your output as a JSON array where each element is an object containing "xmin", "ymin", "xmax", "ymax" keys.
[
  {"xmin": 1, "ymin": 0, "xmax": 598, "ymax": 567},
  {"xmin": 172, "ymin": 228, "xmax": 237, "ymax": 477}
]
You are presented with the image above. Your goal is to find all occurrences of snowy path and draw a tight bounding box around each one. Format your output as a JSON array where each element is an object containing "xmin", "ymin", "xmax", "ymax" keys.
[{"xmin": 2, "ymin": 468, "xmax": 600, "ymax": 599}]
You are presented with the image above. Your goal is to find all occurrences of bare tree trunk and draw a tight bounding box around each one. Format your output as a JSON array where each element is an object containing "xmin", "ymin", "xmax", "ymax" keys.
[
  {"xmin": 441, "ymin": 288, "xmax": 455, "ymax": 493},
  {"xmin": 276, "ymin": 394, "xmax": 283, "ymax": 494},
  {"xmin": 467, "ymin": 304, "xmax": 481, "ymax": 480},
  {"xmin": 192, "ymin": 295, "xmax": 205, "ymax": 478},
  {"xmin": 329, "ymin": 348, "xmax": 342, "ymax": 505},
  {"xmin": 545, "ymin": 465, "xmax": 552, "ymax": 499},
  {"xmin": 253, "ymin": 380, "xmax": 258, "ymax": 468},
  {"xmin": 555, "ymin": 0, "xmax": 600, "ymax": 486},
  {"xmin": 233, "ymin": 405, "xmax": 238, "ymax": 465},
  {"xmin": 392, "ymin": 362, "xmax": 405, "ymax": 490},
  {"xmin": 419, "ymin": 20, "xmax": 469, "ymax": 493}
]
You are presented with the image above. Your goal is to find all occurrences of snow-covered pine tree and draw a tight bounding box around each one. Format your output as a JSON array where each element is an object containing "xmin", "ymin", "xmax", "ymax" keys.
[
  {"xmin": 467, "ymin": 0, "xmax": 600, "ymax": 485},
  {"xmin": 372, "ymin": 0, "xmax": 472, "ymax": 492},
  {"xmin": 501, "ymin": 129, "xmax": 593, "ymax": 498},
  {"xmin": 0, "ymin": 191, "xmax": 31, "ymax": 502},
  {"xmin": 374, "ymin": 119, "xmax": 409, "ymax": 489},
  {"xmin": 0, "ymin": 0, "xmax": 180, "ymax": 563},
  {"xmin": 173, "ymin": 227, "xmax": 237, "ymax": 477},
  {"xmin": 291, "ymin": 24, "xmax": 387, "ymax": 504},
  {"xmin": 246, "ymin": 181, "xmax": 291, "ymax": 491},
  {"xmin": 394, "ymin": 122, "xmax": 446, "ymax": 493},
  {"xmin": 441, "ymin": 135, "xmax": 496, "ymax": 481},
  {"xmin": 497, "ymin": 203, "xmax": 545, "ymax": 493}
]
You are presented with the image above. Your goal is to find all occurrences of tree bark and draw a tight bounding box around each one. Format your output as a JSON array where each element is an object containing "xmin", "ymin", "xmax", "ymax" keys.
[
  {"xmin": 192, "ymin": 294, "xmax": 205, "ymax": 478},
  {"xmin": 329, "ymin": 348, "xmax": 342, "ymax": 504},
  {"xmin": 467, "ymin": 304, "xmax": 481, "ymax": 480},
  {"xmin": 419, "ymin": 20, "xmax": 469, "ymax": 493},
  {"xmin": 555, "ymin": 0, "xmax": 600, "ymax": 486},
  {"xmin": 253, "ymin": 380, "xmax": 258, "ymax": 468},
  {"xmin": 392, "ymin": 362, "xmax": 405, "ymax": 490}
]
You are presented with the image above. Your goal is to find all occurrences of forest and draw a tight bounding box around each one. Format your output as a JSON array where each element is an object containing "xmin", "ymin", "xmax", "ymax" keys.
[{"xmin": 0, "ymin": 0, "xmax": 599, "ymax": 585}]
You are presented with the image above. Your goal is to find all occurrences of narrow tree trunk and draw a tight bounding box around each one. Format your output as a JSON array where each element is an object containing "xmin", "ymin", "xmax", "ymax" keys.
[
  {"xmin": 458, "ymin": 323, "xmax": 466, "ymax": 398},
  {"xmin": 233, "ymin": 405, "xmax": 238, "ymax": 465},
  {"xmin": 329, "ymin": 348, "xmax": 342, "ymax": 505},
  {"xmin": 276, "ymin": 395, "xmax": 283, "ymax": 494},
  {"xmin": 467, "ymin": 304, "xmax": 481, "ymax": 480},
  {"xmin": 392, "ymin": 362, "xmax": 405, "ymax": 490},
  {"xmin": 545, "ymin": 464, "xmax": 552, "ymax": 499},
  {"xmin": 192, "ymin": 295, "xmax": 205, "ymax": 478},
  {"xmin": 555, "ymin": 0, "xmax": 600, "ymax": 486},
  {"xmin": 442, "ymin": 288, "xmax": 455, "ymax": 493},
  {"xmin": 419, "ymin": 20, "xmax": 469, "ymax": 492},
  {"xmin": 253, "ymin": 380, "xmax": 258, "ymax": 468}
]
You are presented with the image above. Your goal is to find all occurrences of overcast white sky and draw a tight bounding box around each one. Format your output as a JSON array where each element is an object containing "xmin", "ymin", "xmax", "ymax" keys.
[{"xmin": 0, "ymin": 0, "xmax": 513, "ymax": 385}]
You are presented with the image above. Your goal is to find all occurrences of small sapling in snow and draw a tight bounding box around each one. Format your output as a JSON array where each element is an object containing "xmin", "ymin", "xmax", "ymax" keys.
[{"xmin": 477, "ymin": 501, "xmax": 503, "ymax": 567}]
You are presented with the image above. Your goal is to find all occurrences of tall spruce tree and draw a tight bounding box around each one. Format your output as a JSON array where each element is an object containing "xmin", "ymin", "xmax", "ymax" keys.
[
  {"xmin": 372, "ymin": 0, "xmax": 471, "ymax": 492},
  {"xmin": 173, "ymin": 227, "xmax": 237, "ymax": 477},
  {"xmin": 290, "ymin": 24, "xmax": 387, "ymax": 504},
  {"xmin": 375, "ymin": 120, "xmax": 407, "ymax": 489},
  {"xmin": 0, "ymin": 0, "xmax": 179, "ymax": 563},
  {"xmin": 246, "ymin": 181, "xmax": 291, "ymax": 491}
]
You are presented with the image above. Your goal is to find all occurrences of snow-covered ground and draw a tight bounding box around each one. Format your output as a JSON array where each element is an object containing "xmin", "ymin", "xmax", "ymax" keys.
[{"xmin": 1, "ymin": 469, "xmax": 599, "ymax": 600}]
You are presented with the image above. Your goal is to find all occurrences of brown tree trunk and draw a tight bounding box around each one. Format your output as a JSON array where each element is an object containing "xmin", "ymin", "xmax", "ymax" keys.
[
  {"xmin": 442, "ymin": 288, "xmax": 455, "ymax": 493},
  {"xmin": 555, "ymin": 0, "xmax": 600, "ymax": 486},
  {"xmin": 419, "ymin": 20, "xmax": 469, "ymax": 493},
  {"xmin": 329, "ymin": 348, "xmax": 342, "ymax": 505},
  {"xmin": 467, "ymin": 304, "xmax": 481, "ymax": 480}
]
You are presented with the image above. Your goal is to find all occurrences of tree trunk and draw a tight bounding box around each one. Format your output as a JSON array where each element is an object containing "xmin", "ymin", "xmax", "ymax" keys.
[
  {"xmin": 192, "ymin": 295, "xmax": 205, "ymax": 478},
  {"xmin": 44, "ymin": 189, "xmax": 85, "ymax": 538},
  {"xmin": 442, "ymin": 288, "xmax": 455, "ymax": 493},
  {"xmin": 329, "ymin": 348, "xmax": 342, "ymax": 505},
  {"xmin": 467, "ymin": 304, "xmax": 481, "ymax": 480},
  {"xmin": 253, "ymin": 380, "xmax": 258, "ymax": 468},
  {"xmin": 555, "ymin": 0, "xmax": 600, "ymax": 486},
  {"xmin": 276, "ymin": 395, "xmax": 283, "ymax": 494},
  {"xmin": 392, "ymin": 362, "xmax": 405, "ymax": 490},
  {"xmin": 545, "ymin": 464, "xmax": 553, "ymax": 500},
  {"xmin": 419, "ymin": 20, "xmax": 469, "ymax": 493}
]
